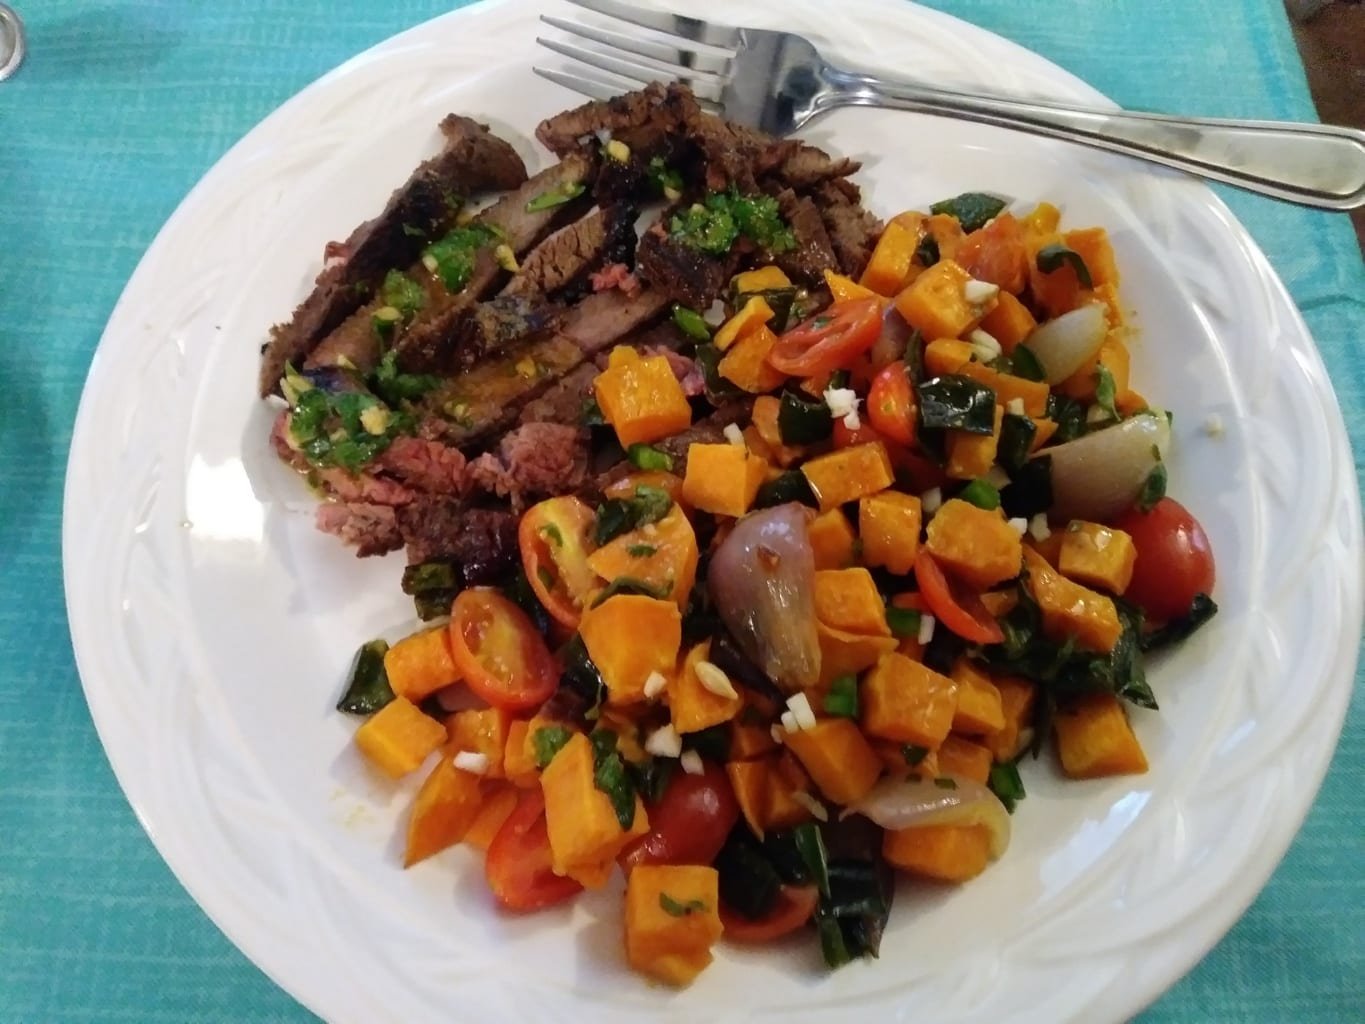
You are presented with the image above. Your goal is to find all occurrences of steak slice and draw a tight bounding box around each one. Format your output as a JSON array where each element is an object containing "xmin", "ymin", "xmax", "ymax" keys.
[
  {"xmin": 397, "ymin": 500, "xmax": 519, "ymax": 574},
  {"xmin": 636, "ymin": 225, "xmax": 736, "ymax": 310},
  {"xmin": 260, "ymin": 115, "xmax": 527, "ymax": 395},
  {"xmin": 503, "ymin": 203, "xmax": 639, "ymax": 301},
  {"xmin": 772, "ymin": 143, "xmax": 860, "ymax": 190},
  {"xmin": 467, "ymin": 422, "xmax": 590, "ymax": 510},
  {"xmin": 536, "ymin": 82, "xmax": 698, "ymax": 158},
  {"xmin": 398, "ymin": 294, "xmax": 563, "ymax": 376},
  {"xmin": 316, "ymin": 503, "xmax": 404, "ymax": 557},
  {"xmin": 518, "ymin": 363, "xmax": 599, "ymax": 426},
  {"xmin": 771, "ymin": 188, "xmax": 839, "ymax": 285},
  {"xmin": 816, "ymin": 180, "xmax": 883, "ymax": 277}
]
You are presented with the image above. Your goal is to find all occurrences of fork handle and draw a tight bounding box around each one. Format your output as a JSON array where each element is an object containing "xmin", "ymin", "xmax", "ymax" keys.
[{"xmin": 822, "ymin": 70, "xmax": 1365, "ymax": 210}]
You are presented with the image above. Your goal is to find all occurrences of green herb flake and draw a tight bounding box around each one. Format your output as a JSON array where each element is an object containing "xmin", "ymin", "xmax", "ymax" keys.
[
  {"xmin": 589, "ymin": 728, "xmax": 638, "ymax": 830},
  {"xmin": 525, "ymin": 181, "xmax": 586, "ymax": 213},
  {"xmin": 627, "ymin": 544, "xmax": 658, "ymax": 558},
  {"xmin": 540, "ymin": 523, "xmax": 564, "ymax": 547},
  {"xmin": 929, "ymin": 192, "xmax": 1009, "ymax": 233},
  {"xmin": 1137, "ymin": 461, "xmax": 1168, "ymax": 512},
  {"xmin": 959, "ymin": 478, "xmax": 1002, "ymax": 511},
  {"xmin": 627, "ymin": 443, "xmax": 674, "ymax": 473},
  {"xmin": 381, "ymin": 269, "xmax": 427, "ymax": 319},
  {"xmin": 933, "ymin": 776, "xmax": 958, "ymax": 790},
  {"xmin": 401, "ymin": 223, "xmax": 426, "ymax": 238},
  {"xmin": 422, "ymin": 224, "xmax": 497, "ymax": 292},
  {"xmin": 1094, "ymin": 365, "xmax": 1119, "ymax": 421},
  {"xmin": 580, "ymin": 398, "xmax": 606, "ymax": 427},
  {"xmin": 1010, "ymin": 345, "xmax": 1047, "ymax": 383},
  {"xmin": 335, "ymin": 639, "xmax": 394, "ymax": 715},
  {"xmin": 1036, "ymin": 244, "xmax": 1094, "ymax": 288},
  {"xmin": 659, "ymin": 893, "xmax": 707, "ymax": 917},
  {"xmin": 671, "ymin": 304, "xmax": 712, "ymax": 341},
  {"xmin": 886, "ymin": 606, "xmax": 922, "ymax": 639},
  {"xmin": 532, "ymin": 725, "xmax": 573, "ymax": 769},
  {"xmin": 902, "ymin": 744, "xmax": 929, "ymax": 766},
  {"xmin": 914, "ymin": 234, "xmax": 941, "ymax": 268},
  {"xmin": 988, "ymin": 760, "xmax": 1027, "ymax": 813},
  {"xmin": 647, "ymin": 157, "xmax": 684, "ymax": 198},
  {"xmin": 669, "ymin": 190, "xmax": 795, "ymax": 255},
  {"xmin": 369, "ymin": 350, "xmax": 442, "ymax": 406},
  {"xmin": 793, "ymin": 822, "xmax": 831, "ymax": 899},
  {"xmin": 917, "ymin": 375, "xmax": 997, "ymax": 435},
  {"xmin": 593, "ymin": 484, "xmax": 674, "ymax": 545},
  {"xmin": 1141, "ymin": 593, "xmax": 1218, "ymax": 651},
  {"xmin": 777, "ymin": 390, "xmax": 834, "ymax": 445},
  {"xmin": 535, "ymin": 565, "xmax": 555, "ymax": 591},
  {"xmin": 823, "ymin": 675, "xmax": 860, "ymax": 718},
  {"xmin": 591, "ymin": 576, "xmax": 672, "ymax": 607}
]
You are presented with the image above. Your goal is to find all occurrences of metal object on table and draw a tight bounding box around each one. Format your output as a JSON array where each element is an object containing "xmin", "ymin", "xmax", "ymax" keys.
[
  {"xmin": 0, "ymin": 3, "xmax": 25, "ymax": 82},
  {"xmin": 536, "ymin": 0, "xmax": 1365, "ymax": 211}
]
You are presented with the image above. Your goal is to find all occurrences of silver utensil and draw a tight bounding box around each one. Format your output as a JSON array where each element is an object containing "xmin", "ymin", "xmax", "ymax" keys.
[
  {"xmin": 536, "ymin": 0, "xmax": 1365, "ymax": 211},
  {"xmin": 0, "ymin": 3, "xmax": 25, "ymax": 83}
]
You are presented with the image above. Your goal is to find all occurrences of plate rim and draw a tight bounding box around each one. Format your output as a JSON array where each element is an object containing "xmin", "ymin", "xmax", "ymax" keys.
[{"xmin": 62, "ymin": 1, "xmax": 1364, "ymax": 1021}]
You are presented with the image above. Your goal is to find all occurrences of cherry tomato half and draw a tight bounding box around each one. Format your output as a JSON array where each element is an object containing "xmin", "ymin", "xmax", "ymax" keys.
[
  {"xmin": 618, "ymin": 761, "xmax": 739, "ymax": 870},
  {"xmin": 519, "ymin": 496, "xmax": 599, "ymax": 629},
  {"xmin": 866, "ymin": 360, "xmax": 917, "ymax": 447},
  {"xmin": 448, "ymin": 588, "xmax": 559, "ymax": 712},
  {"xmin": 485, "ymin": 789, "xmax": 583, "ymax": 912},
  {"xmin": 767, "ymin": 298, "xmax": 884, "ymax": 378},
  {"xmin": 720, "ymin": 884, "xmax": 819, "ymax": 943},
  {"xmin": 1111, "ymin": 497, "xmax": 1216, "ymax": 623},
  {"xmin": 913, "ymin": 549, "xmax": 1005, "ymax": 645}
]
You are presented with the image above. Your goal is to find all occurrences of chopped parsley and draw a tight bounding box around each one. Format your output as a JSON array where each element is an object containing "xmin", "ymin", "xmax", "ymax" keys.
[
  {"xmin": 589, "ymin": 729, "xmax": 637, "ymax": 830},
  {"xmin": 286, "ymin": 381, "xmax": 414, "ymax": 474},
  {"xmin": 929, "ymin": 192, "xmax": 1009, "ymax": 233},
  {"xmin": 1094, "ymin": 365, "xmax": 1119, "ymax": 422},
  {"xmin": 627, "ymin": 544, "xmax": 658, "ymax": 558},
  {"xmin": 669, "ymin": 190, "xmax": 795, "ymax": 255},
  {"xmin": 532, "ymin": 725, "xmax": 573, "ymax": 769},
  {"xmin": 902, "ymin": 744, "xmax": 929, "ymax": 766},
  {"xmin": 525, "ymin": 181, "xmax": 586, "ymax": 213},
  {"xmin": 368, "ymin": 350, "xmax": 441, "ymax": 406},
  {"xmin": 659, "ymin": 893, "xmax": 707, "ymax": 917},
  {"xmin": 1036, "ymin": 243, "xmax": 1094, "ymax": 288},
  {"xmin": 1137, "ymin": 460, "xmax": 1168, "ymax": 512},
  {"xmin": 988, "ymin": 760, "xmax": 1027, "ymax": 813},
  {"xmin": 422, "ymin": 224, "xmax": 498, "ymax": 292},
  {"xmin": 933, "ymin": 777, "xmax": 958, "ymax": 790},
  {"xmin": 648, "ymin": 156, "xmax": 684, "ymax": 198},
  {"xmin": 594, "ymin": 484, "xmax": 673, "ymax": 545},
  {"xmin": 380, "ymin": 269, "xmax": 426, "ymax": 319}
]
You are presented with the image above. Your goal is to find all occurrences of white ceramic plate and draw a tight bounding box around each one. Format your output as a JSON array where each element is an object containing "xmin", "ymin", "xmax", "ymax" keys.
[{"xmin": 64, "ymin": 1, "xmax": 1362, "ymax": 1021}]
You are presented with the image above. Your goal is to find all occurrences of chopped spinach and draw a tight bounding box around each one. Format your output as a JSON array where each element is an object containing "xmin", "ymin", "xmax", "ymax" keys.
[
  {"xmin": 1137, "ymin": 461, "xmax": 1168, "ymax": 512},
  {"xmin": 902, "ymin": 744, "xmax": 929, "ymax": 766},
  {"xmin": 1094, "ymin": 365, "xmax": 1119, "ymax": 422},
  {"xmin": 715, "ymin": 827, "xmax": 783, "ymax": 919},
  {"xmin": 1141, "ymin": 593, "xmax": 1218, "ymax": 651},
  {"xmin": 734, "ymin": 287, "xmax": 800, "ymax": 333},
  {"xmin": 914, "ymin": 233, "xmax": 940, "ymax": 268},
  {"xmin": 682, "ymin": 723, "xmax": 731, "ymax": 762},
  {"xmin": 917, "ymin": 375, "xmax": 997, "ymax": 434},
  {"xmin": 929, "ymin": 191, "xmax": 1009, "ymax": 233},
  {"xmin": 559, "ymin": 634, "xmax": 607, "ymax": 709},
  {"xmin": 778, "ymin": 390, "xmax": 834, "ymax": 444},
  {"xmin": 400, "ymin": 560, "xmax": 460, "ymax": 621},
  {"xmin": 1046, "ymin": 391, "xmax": 1088, "ymax": 444},
  {"xmin": 659, "ymin": 893, "xmax": 707, "ymax": 917},
  {"xmin": 594, "ymin": 484, "xmax": 674, "ymax": 545},
  {"xmin": 589, "ymin": 728, "xmax": 637, "ymax": 830},
  {"xmin": 997, "ymin": 413, "xmax": 1038, "ymax": 473},
  {"xmin": 1010, "ymin": 345, "xmax": 1047, "ymax": 383},
  {"xmin": 628, "ymin": 756, "xmax": 674, "ymax": 805},
  {"xmin": 591, "ymin": 576, "xmax": 672, "ymax": 607},
  {"xmin": 1036, "ymin": 243, "xmax": 1094, "ymax": 288},
  {"xmin": 694, "ymin": 342, "xmax": 745, "ymax": 403},
  {"xmin": 532, "ymin": 725, "xmax": 574, "ymax": 768},
  {"xmin": 753, "ymin": 469, "xmax": 819, "ymax": 510},
  {"xmin": 988, "ymin": 760, "xmax": 1027, "ymax": 813},
  {"xmin": 335, "ymin": 639, "xmax": 394, "ymax": 715}
]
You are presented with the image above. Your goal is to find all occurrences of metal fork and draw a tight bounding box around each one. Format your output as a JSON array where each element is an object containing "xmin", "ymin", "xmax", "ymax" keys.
[{"xmin": 536, "ymin": 0, "xmax": 1365, "ymax": 211}]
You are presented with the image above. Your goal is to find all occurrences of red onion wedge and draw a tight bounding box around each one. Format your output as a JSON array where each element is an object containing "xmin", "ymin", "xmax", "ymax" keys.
[
  {"xmin": 847, "ymin": 774, "xmax": 1011, "ymax": 859},
  {"xmin": 708, "ymin": 503, "xmax": 821, "ymax": 691},
  {"xmin": 1021, "ymin": 302, "xmax": 1108, "ymax": 384},
  {"xmin": 1044, "ymin": 412, "xmax": 1171, "ymax": 522}
]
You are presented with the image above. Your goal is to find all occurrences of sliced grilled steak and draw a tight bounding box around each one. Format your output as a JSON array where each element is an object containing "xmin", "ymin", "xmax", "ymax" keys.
[
  {"xmin": 400, "ymin": 294, "xmax": 563, "ymax": 376},
  {"xmin": 398, "ymin": 500, "xmax": 519, "ymax": 573},
  {"xmin": 816, "ymin": 180, "xmax": 883, "ymax": 277},
  {"xmin": 536, "ymin": 82, "xmax": 698, "ymax": 159},
  {"xmin": 771, "ymin": 188, "xmax": 839, "ymax": 284},
  {"xmin": 518, "ymin": 363, "xmax": 599, "ymax": 425},
  {"xmin": 503, "ymin": 203, "xmax": 638, "ymax": 301},
  {"xmin": 468, "ymin": 422, "xmax": 589, "ymax": 509},
  {"xmin": 316, "ymin": 503, "xmax": 404, "ymax": 557},
  {"xmin": 636, "ymin": 225, "xmax": 736, "ymax": 310},
  {"xmin": 558, "ymin": 285, "xmax": 670, "ymax": 351},
  {"xmin": 260, "ymin": 116, "xmax": 527, "ymax": 395},
  {"xmin": 773, "ymin": 143, "xmax": 860, "ymax": 190}
]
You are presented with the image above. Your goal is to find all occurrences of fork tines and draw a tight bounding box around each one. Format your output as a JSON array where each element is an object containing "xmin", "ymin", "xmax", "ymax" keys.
[{"xmin": 535, "ymin": 0, "xmax": 737, "ymax": 107}]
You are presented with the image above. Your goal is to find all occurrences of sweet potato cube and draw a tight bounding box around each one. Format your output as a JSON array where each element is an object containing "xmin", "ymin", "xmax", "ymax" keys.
[
  {"xmin": 502, "ymin": 719, "xmax": 540, "ymax": 787},
  {"xmin": 945, "ymin": 404, "xmax": 1003, "ymax": 481},
  {"xmin": 1091, "ymin": 282, "xmax": 1126, "ymax": 330},
  {"xmin": 954, "ymin": 360, "xmax": 1050, "ymax": 417},
  {"xmin": 1058, "ymin": 520, "xmax": 1138, "ymax": 594},
  {"xmin": 894, "ymin": 258, "xmax": 993, "ymax": 339},
  {"xmin": 1030, "ymin": 417, "xmax": 1059, "ymax": 452},
  {"xmin": 1018, "ymin": 202, "xmax": 1061, "ymax": 237},
  {"xmin": 1058, "ymin": 334, "xmax": 1131, "ymax": 403},
  {"xmin": 681, "ymin": 442, "xmax": 767, "ymax": 518},
  {"xmin": 355, "ymin": 697, "xmax": 447, "ymax": 779},
  {"xmin": 384, "ymin": 626, "xmax": 459, "ymax": 702},
  {"xmin": 731, "ymin": 711, "xmax": 779, "ymax": 761},
  {"xmin": 817, "ymin": 623, "xmax": 898, "ymax": 687},
  {"xmin": 801, "ymin": 442, "xmax": 895, "ymax": 512},
  {"xmin": 809, "ymin": 507, "xmax": 858, "ymax": 570},
  {"xmin": 1022, "ymin": 548, "xmax": 1122, "ymax": 653},
  {"xmin": 814, "ymin": 568, "xmax": 891, "ymax": 636},
  {"xmin": 751, "ymin": 395, "xmax": 805, "ymax": 467},
  {"xmin": 733, "ymin": 266, "xmax": 793, "ymax": 292},
  {"xmin": 924, "ymin": 498, "xmax": 1024, "ymax": 590},
  {"xmin": 594, "ymin": 347, "xmax": 693, "ymax": 447},
  {"xmin": 883, "ymin": 824, "xmax": 992, "ymax": 882},
  {"xmin": 1027, "ymin": 232, "xmax": 1085, "ymax": 319},
  {"xmin": 874, "ymin": 739, "xmax": 940, "ymax": 778},
  {"xmin": 1063, "ymin": 227, "xmax": 1120, "ymax": 288},
  {"xmin": 541, "ymin": 732, "xmax": 648, "ymax": 878},
  {"xmin": 670, "ymin": 641, "xmax": 742, "ymax": 734},
  {"xmin": 769, "ymin": 750, "xmax": 818, "ymax": 830},
  {"xmin": 824, "ymin": 267, "xmax": 883, "ymax": 303},
  {"xmin": 924, "ymin": 338, "xmax": 973, "ymax": 377},
  {"xmin": 1026, "ymin": 531, "xmax": 1064, "ymax": 567},
  {"xmin": 1054, "ymin": 693, "xmax": 1148, "ymax": 778},
  {"xmin": 983, "ymin": 675, "xmax": 1038, "ymax": 762},
  {"xmin": 463, "ymin": 782, "xmax": 519, "ymax": 852},
  {"xmin": 625, "ymin": 865, "xmax": 723, "ymax": 987},
  {"xmin": 445, "ymin": 707, "xmax": 513, "ymax": 778},
  {"xmin": 858, "ymin": 491, "xmax": 922, "ymax": 575},
  {"xmin": 579, "ymin": 594, "xmax": 682, "ymax": 705},
  {"xmin": 1116, "ymin": 387, "xmax": 1148, "ymax": 418},
  {"xmin": 602, "ymin": 469, "xmax": 686, "ymax": 508},
  {"xmin": 861, "ymin": 652, "xmax": 958, "ymax": 748},
  {"xmin": 978, "ymin": 291, "xmax": 1037, "ymax": 353},
  {"xmin": 935, "ymin": 736, "xmax": 993, "ymax": 786},
  {"xmin": 860, "ymin": 219, "xmax": 920, "ymax": 296},
  {"xmin": 588, "ymin": 503, "xmax": 698, "ymax": 610},
  {"xmin": 719, "ymin": 324, "xmax": 787, "ymax": 393},
  {"xmin": 782, "ymin": 718, "xmax": 882, "ymax": 804},
  {"xmin": 725, "ymin": 759, "xmax": 771, "ymax": 836},
  {"xmin": 949, "ymin": 660, "xmax": 1007, "ymax": 736},
  {"xmin": 714, "ymin": 294, "xmax": 775, "ymax": 351},
  {"xmin": 404, "ymin": 752, "xmax": 485, "ymax": 866}
]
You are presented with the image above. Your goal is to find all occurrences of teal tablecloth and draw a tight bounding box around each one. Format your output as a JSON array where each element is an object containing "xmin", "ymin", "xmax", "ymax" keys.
[{"xmin": 1, "ymin": 1, "xmax": 1360, "ymax": 1020}]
